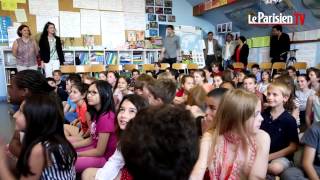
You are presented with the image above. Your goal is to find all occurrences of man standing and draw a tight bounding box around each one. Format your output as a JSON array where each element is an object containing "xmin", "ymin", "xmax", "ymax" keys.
[
  {"xmin": 203, "ymin": 31, "xmax": 220, "ymax": 69},
  {"xmin": 222, "ymin": 33, "xmax": 236, "ymax": 70},
  {"xmin": 270, "ymin": 25, "xmax": 290, "ymax": 63},
  {"xmin": 160, "ymin": 25, "xmax": 181, "ymax": 67}
]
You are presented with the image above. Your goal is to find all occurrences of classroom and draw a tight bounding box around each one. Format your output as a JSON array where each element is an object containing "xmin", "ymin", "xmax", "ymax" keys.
[{"xmin": 0, "ymin": 0, "xmax": 320, "ymax": 179}]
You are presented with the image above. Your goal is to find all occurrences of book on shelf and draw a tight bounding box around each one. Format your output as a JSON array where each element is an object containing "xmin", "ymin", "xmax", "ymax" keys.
[
  {"xmin": 64, "ymin": 52, "xmax": 74, "ymax": 65},
  {"xmin": 90, "ymin": 51, "xmax": 104, "ymax": 64},
  {"xmin": 105, "ymin": 52, "xmax": 118, "ymax": 65},
  {"xmin": 76, "ymin": 52, "xmax": 90, "ymax": 65}
]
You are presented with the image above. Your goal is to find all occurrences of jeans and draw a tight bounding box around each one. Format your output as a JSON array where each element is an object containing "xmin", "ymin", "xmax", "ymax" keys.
[{"xmin": 223, "ymin": 59, "xmax": 233, "ymax": 70}]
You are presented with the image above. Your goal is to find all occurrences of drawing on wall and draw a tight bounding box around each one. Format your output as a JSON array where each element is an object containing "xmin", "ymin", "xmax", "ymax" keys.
[
  {"xmin": 148, "ymin": 14, "xmax": 156, "ymax": 21},
  {"xmin": 150, "ymin": 21, "xmax": 158, "ymax": 28},
  {"xmin": 155, "ymin": 0, "xmax": 164, "ymax": 6},
  {"xmin": 164, "ymin": 8, "xmax": 172, "ymax": 14},
  {"xmin": 146, "ymin": 7, "xmax": 154, "ymax": 13},
  {"xmin": 164, "ymin": 0, "xmax": 172, "ymax": 7},
  {"xmin": 146, "ymin": 0, "xmax": 154, "ymax": 6},
  {"xmin": 155, "ymin": 7, "xmax": 163, "ymax": 14},
  {"xmin": 168, "ymin": 15, "xmax": 175, "ymax": 22},
  {"xmin": 158, "ymin": 15, "xmax": 166, "ymax": 22},
  {"xmin": 149, "ymin": 29, "xmax": 158, "ymax": 36}
]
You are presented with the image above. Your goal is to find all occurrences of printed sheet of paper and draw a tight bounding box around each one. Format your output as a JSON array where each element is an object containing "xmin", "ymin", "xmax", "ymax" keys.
[
  {"xmin": 17, "ymin": 0, "xmax": 26, "ymax": 3},
  {"xmin": 1, "ymin": 0, "xmax": 17, "ymax": 11},
  {"xmin": 124, "ymin": 12, "xmax": 146, "ymax": 30},
  {"xmin": 100, "ymin": 11, "xmax": 125, "ymax": 49},
  {"xmin": 99, "ymin": 0, "xmax": 123, "ymax": 11},
  {"xmin": 15, "ymin": 9, "xmax": 27, "ymax": 22},
  {"xmin": 29, "ymin": 0, "xmax": 59, "ymax": 16},
  {"xmin": 122, "ymin": 0, "xmax": 145, "ymax": 13},
  {"xmin": 59, "ymin": 11, "xmax": 81, "ymax": 38},
  {"xmin": 73, "ymin": 0, "xmax": 99, "ymax": 9},
  {"xmin": 293, "ymin": 43, "xmax": 317, "ymax": 67},
  {"xmin": 8, "ymin": 25, "xmax": 20, "ymax": 47},
  {"xmin": 80, "ymin": 9, "xmax": 100, "ymax": 35},
  {"xmin": 36, "ymin": 16, "xmax": 59, "ymax": 35}
]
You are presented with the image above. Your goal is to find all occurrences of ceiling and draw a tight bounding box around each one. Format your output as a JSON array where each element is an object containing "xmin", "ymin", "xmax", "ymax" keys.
[{"xmin": 185, "ymin": 0, "xmax": 320, "ymax": 37}]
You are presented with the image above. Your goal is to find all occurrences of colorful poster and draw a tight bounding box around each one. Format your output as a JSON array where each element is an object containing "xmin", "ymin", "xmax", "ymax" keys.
[
  {"xmin": 1, "ymin": 0, "xmax": 17, "ymax": 11},
  {"xmin": 0, "ymin": 16, "xmax": 12, "ymax": 43}
]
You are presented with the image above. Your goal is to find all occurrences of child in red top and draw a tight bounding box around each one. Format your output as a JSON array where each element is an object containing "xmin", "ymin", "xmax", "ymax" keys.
[
  {"xmin": 64, "ymin": 82, "xmax": 90, "ymax": 141},
  {"xmin": 174, "ymin": 75, "xmax": 194, "ymax": 104}
]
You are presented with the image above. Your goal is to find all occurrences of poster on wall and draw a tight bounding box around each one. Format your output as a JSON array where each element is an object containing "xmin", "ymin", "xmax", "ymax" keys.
[
  {"xmin": 155, "ymin": 0, "xmax": 164, "ymax": 6},
  {"xmin": 155, "ymin": 7, "xmax": 163, "ymax": 14},
  {"xmin": 158, "ymin": 15, "xmax": 166, "ymax": 22},
  {"xmin": 146, "ymin": 7, "xmax": 154, "ymax": 13},
  {"xmin": 164, "ymin": 8, "xmax": 172, "ymax": 14},
  {"xmin": 164, "ymin": 0, "xmax": 172, "ymax": 7},
  {"xmin": 148, "ymin": 14, "xmax": 156, "ymax": 21},
  {"xmin": 146, "ymin": 0, "xmax": 154, "ymax": 6},
  {"xmin": 168, "ymin": 15, "xmax": 175, "ymax": 22}
]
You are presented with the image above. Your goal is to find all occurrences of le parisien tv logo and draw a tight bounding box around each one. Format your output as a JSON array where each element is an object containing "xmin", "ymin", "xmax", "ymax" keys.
[{"xmin": 248, "ymin": 12, "xmax": 305, "ymax": 26}]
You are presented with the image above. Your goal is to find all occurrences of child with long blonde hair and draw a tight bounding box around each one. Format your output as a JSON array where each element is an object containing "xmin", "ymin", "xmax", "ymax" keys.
[{"xmin": 190, "ymin": 89, "xmax": 270, "ymax": 179}]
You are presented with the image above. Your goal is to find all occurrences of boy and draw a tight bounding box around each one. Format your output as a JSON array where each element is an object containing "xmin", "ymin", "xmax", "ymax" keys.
[
  {"xmin": 133, "ymin": 74, "xmax": 154, "ymax": 96},
  {"xmin": 53, "ymin": 70, "xmax": 68, "ymax": 101},
  {"xmin": 46, "ymin": 77, "xmax": 57, "ymax": 93},
  {"xmin": 143, "ymin": 79, "xmax": 176, "ymax": 106},
  {"xmin": 251, "ymin": 64, "xmax": 262, "ymax": 83},
  {"xmin": 281, "ymin": 122, "xmax": 320, "ymax": 179},
  {"xmin": 260, "ymin": 82, "xmax": 299, "ymax": 176},
  {"xmin": 120, "ymin": 105, "xmax": 199, "ymax": 180},
  {"xmin": 64, "ymin": 74, "xmax": 81, "ymax": 122},
  {"xmin": 243, "ymin": 74, "xmax": 264, "ymax": 106}
]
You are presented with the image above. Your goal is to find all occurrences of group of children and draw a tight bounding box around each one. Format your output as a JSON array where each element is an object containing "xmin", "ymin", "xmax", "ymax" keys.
[{"xmin": 0, "ymin": 61, "xmax": 320, "ymax": 180}]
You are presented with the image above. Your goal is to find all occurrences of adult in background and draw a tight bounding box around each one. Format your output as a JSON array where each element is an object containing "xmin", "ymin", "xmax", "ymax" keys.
[
  {"xmin": 222, "ymin": 33, "xmax": 236, "ymax": 70},
  {"xmin": 39, "ymin": 22, "xmax": 64, "ymax": 77},
  {"xmin": 232, "ymin": 36, "xmax": 249, "ymax": 68},
  {"xmin": 203, "ymin": 31, "xmax": 221, "ymax": 69},
  {"xmin": 160, "ymin": 25, "xmax": 181, "ymax": 67},
  {"xmin": 12, "ymin": 24, "xmax": 39, "ymax": 72},
  {"xmin": 270, "ymin": 25, "xmax": 290, "ymax": 63}
]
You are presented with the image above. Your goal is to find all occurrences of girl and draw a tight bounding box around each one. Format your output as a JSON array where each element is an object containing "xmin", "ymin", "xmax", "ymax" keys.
[
  {"xmin": 306, "ymin": 86, "xmax": 320, "ymax": 128},
  {"xmin": 257, "ymin": 70, "xmax": 270, "ymax": 95},
  {"xmin": 174, "ymin": 75, "xmax": 194, "ymax": 104},
  {"xmin": 296, "ymin": 74, "xmax": 315, "ymax": 128},
  {"xmin": 107, "ymin": 71, "xmax": 118, "ymax": 90},
  {"xmin": 64, "ymin": 82, "xmax": 90, "ymax": 140},
  {"xmin": 82, "ymin": 94, "xmax": 149, "ymax": 180},
  {"xmin": 213, "ymin": 74, "xmax": 223, "ymax": 88},
  {"xmin": 98, "ymin": 72, "xmax": 107, "ymax": 81},
  {"xmin": 0, "ymin": 95, "xmax": 76, "ymax": 179},
  {"xmin": 307, "ymin": 68, "xmax": 320, "ymax": 92},
  {"xmin": 193, "ymin": 69, "xmax": 213, "ymax": 93},
  {"xmin": 190, "ymin": 89, "xmax": 270, "ymax": 179},
  {"xmin": 211, "ymin": 63, "xmax": 222, "ymax": 76},
  {"xmin": 72, "ymin": 80, "xmax": 117, "ymax": 172},
  {"xmin": 113, "ymin": 77, "xmax": 133, "ymax": 109},
  {"xmin": 12, "ymin": 24, "xmax": 38, "ymax": 72},
  {"xmin": 39, "ymin": 22, "xmax": 64, "ymax": 78}
]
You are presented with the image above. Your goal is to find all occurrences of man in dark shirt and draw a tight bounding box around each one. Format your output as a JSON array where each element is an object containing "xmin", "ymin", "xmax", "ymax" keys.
[{"xmin": 270, "ymin": 25, "xmax": 290, "ymax": 63}]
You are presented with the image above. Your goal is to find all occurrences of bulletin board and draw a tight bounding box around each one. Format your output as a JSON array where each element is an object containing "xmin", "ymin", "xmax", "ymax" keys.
[{"xmin": 0, "ymin": 0, "xmax": 102, "ymax": 46}]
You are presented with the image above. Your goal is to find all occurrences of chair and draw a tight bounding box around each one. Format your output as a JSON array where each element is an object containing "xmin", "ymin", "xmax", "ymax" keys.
[
  {"xmin": 260, "ymin": 62, "xmax": 272, "ymax": 70},
  {"xmin": 60, "ymin": 65, "xmax": 76, "ymax": 74},
  {"xmin": 76, "ymin": 65, "xmax": 91, "ymax": 73},
  {"xmin": 107, "ymin": 64, "xmax": 122, "ymax": 72},
  {"xmin": 271, "ymin": 62, "xmax": 286, "ymax": 75},
  {"xmin": 187, "ymin": 63, "xmax": 199, "ymax": 74},
  {"xmin": 142, "ymin": 64, "xmax": 155, "ymax": 72},
  {"xmin": 124, "ymin": 64, "xmax": 138, "ymax": 71},
  {"xmin": 160, "ymin": 63, "xmax": 170, "ymax": 70},
  {"xmin": 232, "ymin": 62, "xmax": 244, "ymax": 69},
  {"xmin": 292, "ymin": 62, "xmax": 307, "ymax": 71},
  {"xmin": 247, "ymin": 62, "xmax": 255, "ymax": 70},
  {"xmin": 90, "ymin": 64, "xmax": 106, "ymax": 72},
  {"xmin": 172, "ymin": 63, "xmax": 187, "ymax": 74}
]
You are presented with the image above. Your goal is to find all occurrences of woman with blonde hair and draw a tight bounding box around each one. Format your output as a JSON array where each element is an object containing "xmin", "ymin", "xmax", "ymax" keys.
[{"xmin": 190, "ymin": 89, "xmax": 270, "ymax": 179}]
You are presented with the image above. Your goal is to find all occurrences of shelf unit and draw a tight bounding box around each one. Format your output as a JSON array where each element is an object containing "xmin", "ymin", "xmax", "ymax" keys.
[{"xmin": 1, "ymin": 48, "xmax": 162, "ymax": 67}]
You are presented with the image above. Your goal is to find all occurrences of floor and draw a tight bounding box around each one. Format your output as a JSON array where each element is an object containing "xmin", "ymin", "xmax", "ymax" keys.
[{"xmin": 0, "ymin": 102, "xmax": 14, "ymax": 143}]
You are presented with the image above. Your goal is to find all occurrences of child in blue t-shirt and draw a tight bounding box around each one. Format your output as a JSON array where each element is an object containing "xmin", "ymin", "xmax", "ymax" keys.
[{"xmin": 260, "ymin": 82, "xmax": 299, "ymax": 176}]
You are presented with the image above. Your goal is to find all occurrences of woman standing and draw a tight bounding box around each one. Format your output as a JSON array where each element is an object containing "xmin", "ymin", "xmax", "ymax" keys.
[
  {"xmin": 12, "ymin": 25, "xmax": 38, "ymax": 72},
  {"xmin": 39, "ymin": 22, "xmax": 64, "ymax": 77},
  {"xmin": 232, "ymin": 36, "xmax": 249, "ymax": 67}
]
